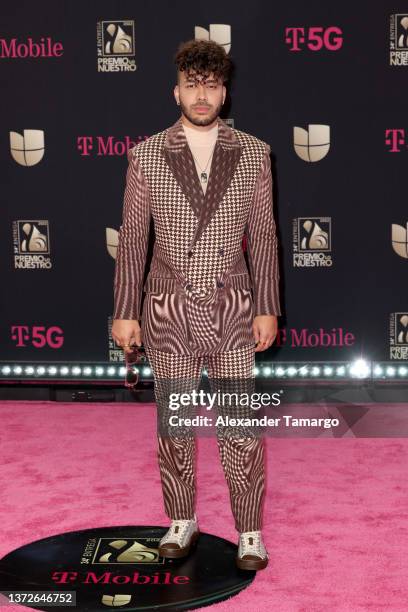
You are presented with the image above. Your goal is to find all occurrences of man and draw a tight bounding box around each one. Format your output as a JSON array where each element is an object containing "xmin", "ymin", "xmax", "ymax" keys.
[{"xmin": 112, "ymin": 39, "xmax": 281, "ymax": 571}]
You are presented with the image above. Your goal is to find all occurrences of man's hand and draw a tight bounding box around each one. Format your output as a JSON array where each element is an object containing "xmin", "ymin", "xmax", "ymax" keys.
[
  {"xmin": 111, "ymin": 319, "xmax": 142, "ymax": 354},
  {"xmin": 252, "ymin": 315, "xmax": 278, "ymax": 352}
]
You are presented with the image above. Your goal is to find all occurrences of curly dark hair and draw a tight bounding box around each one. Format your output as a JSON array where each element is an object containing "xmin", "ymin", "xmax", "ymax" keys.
[{"xmin": 174, "ymin": 39, "xmax": 232, "ymax": 83}]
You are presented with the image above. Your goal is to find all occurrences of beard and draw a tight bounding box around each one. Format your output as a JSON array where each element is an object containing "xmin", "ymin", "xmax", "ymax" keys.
[{"xmin": 179, "ymin": 99, "xmax": 223, "ymax": 127}]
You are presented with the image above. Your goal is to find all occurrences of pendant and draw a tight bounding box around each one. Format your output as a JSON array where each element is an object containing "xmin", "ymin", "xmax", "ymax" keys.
[{"xmin": 200, "ymin": 172, "xmax": 207, "ymax": 183}]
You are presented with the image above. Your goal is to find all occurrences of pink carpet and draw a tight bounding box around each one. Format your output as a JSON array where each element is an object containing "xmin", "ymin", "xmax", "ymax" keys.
[{"xmin": 1, "ymin": 400, "xmax": 408, "ymax": 612}]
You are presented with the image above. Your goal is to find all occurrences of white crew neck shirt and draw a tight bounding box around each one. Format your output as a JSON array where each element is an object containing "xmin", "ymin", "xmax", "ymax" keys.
[{"xmin": 182, "ymin": 122, "xmax": 218, "ymax": 194}]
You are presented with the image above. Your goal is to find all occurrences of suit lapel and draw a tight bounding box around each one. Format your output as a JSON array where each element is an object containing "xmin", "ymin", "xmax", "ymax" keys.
[{"xmin": 164, "ymin": 116, "xmax": 242, "ymax": 246}]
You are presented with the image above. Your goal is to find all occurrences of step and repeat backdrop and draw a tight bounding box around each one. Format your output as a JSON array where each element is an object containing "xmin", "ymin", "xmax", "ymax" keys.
[{"xmin": 1, "ymin": 1, "xmax": 406, "ymax": 365}]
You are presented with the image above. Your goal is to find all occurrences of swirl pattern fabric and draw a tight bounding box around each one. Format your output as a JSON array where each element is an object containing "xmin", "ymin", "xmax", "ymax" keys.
[
  {"xmin": 145, "ymin": 342, "xmax": 265, "ymax": 532},
  {"xmin": 113, "ymin": 116, "xmax": 281, "ymax": 356}
]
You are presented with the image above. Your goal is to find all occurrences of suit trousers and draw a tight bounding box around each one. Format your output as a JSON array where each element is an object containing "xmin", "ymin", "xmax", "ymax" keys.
[{"xmin": 144, "ymin": 342, "xmax": 266, "ymax": 533}]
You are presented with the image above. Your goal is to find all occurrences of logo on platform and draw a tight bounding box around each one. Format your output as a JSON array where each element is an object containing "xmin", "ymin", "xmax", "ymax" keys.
[
  {"xmin": 293, "ymin": 124, "xmax": 330, "ymax": 161},
  {"xmin": 13, "ymin": 220, "xmax": 51, "ymax": 269},
  {"xmin": 389, "ymin": 14, "xmax": 408, "ymax": 66},
  {"xmin": 390, "ymin": 313, "xmax": 408, "ymax": 359},
  {"xmin": 0, "ymin": 526, "xmax": 252, "ymax": 610},
  {"xmin": 392, "ymin": 222, "xmax": 408, "ymax": 258},
  {"xmin": 93, "ymin": 538, "xmax": 163, "ymax": 565},
  {"xmin": 10, "ymin": 129, "xmax": 45, "ymax": 166},
  {"xmin": 285, "ymin": 27, "xmax": 343, "ymax": 51},
  {"xmin": 102, "ymin": 594, "xmax": 131, "ymax": 606},
  {"xmin": 195, "ymin": 24, "xmax": 231, "ymax": 53},
  {"xmin": 293, "ymin": 217, "xmax": 332, "ymax": 267},
  {"xmin": 97, "ymin": 20, "xmax": 136, "ymax": 72}
]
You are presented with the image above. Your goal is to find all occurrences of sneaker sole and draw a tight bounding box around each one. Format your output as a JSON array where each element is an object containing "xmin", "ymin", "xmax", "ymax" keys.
[
  {"xmin": 236, "ymin": 556, "xmax": 269, "ymax": 571},
  {"xmin": 158, "ymin": 530, "xmax": 200, "ymax": 559}
]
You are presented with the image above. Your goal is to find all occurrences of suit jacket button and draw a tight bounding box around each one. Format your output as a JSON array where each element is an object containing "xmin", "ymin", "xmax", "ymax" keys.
[
  {"xmin": 185, "ymin": 283, "xmax": 192, "ymax": 291},
  {"xmin": 218, "ymin": 248, "xmax": 224, "ymax": 256},
  {"xmin": 216, "ymin": 281, "xmax": 224, "ymax": 288},
  {"xmin": 187, "ymin": 250, "xmax": 193, "ymax": 258}
]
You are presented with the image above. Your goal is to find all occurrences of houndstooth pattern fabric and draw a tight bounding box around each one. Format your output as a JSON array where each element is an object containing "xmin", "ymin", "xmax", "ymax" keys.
[
  {"xmin": 135, "ymin": 116, "xmax": 268, "ymax": 289},
  {"xmin": 145, "ymin": 343, "xmax": 266, "ymax": 532},
  {"xmin": 113, "ymin": 116, "xmax": 281, "ymax": 356}
]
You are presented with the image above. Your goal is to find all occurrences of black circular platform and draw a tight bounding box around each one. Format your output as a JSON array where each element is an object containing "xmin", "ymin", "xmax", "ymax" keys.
[{"xmin": 0, "ymin": 525, "xmax": 256, "ymax": 611}]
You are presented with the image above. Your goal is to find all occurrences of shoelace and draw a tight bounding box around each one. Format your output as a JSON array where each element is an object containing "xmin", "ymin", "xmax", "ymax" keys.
[
  {"xmin": 241, "ymin": 531, "xmax": 261, "ymax": 542},
  {"xmin": 162, "ymin": 518, "xmax": 196, "ymax": 542},
  {"xmin": 239, "ymin": 531, "xmax": 266, "ymax": 555}
]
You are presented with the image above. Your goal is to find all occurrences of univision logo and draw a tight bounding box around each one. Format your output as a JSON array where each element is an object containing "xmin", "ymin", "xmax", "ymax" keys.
[
  {"xmin": 102, "ymin": 595, "xmax": 132, "ymax": 606},
  {"xmin": 10, "ymin": 129, "xmax": 45, "ymax": 166},
  {"xmin": 293, "ymin": 124, "xmax": 330, "ymax": 161},
  {"xmin": 392, "ymin": 222, "xmax": 408, "ymax": 258},
  {"xmin": 106, "ymin": 228, "xmax": 119, "ymax": 259},
  {"xmin": 195, "ymin": 24, "xmax": 231, "ymax": 53}
]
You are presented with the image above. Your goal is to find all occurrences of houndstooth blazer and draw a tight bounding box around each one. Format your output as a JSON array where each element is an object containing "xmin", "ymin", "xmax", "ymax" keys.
[{"xmin": 113, "ymin": 116, "xmax": 281, "ymax": 356}]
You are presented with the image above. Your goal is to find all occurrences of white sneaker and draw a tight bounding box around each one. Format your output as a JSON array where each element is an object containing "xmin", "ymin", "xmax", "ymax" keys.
[
  {"xmin": 236, "ymin": 530, "xmax": 269, "ymax": 570},
  {"xmin": 158, "ymin": 513, "xmax": 200, "ymax": 559}
]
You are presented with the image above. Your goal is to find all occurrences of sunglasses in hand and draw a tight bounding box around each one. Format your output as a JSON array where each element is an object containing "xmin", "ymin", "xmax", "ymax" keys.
[{"xmin": 124, "ymin": 345, "xmax": 147, "ymax": 388}]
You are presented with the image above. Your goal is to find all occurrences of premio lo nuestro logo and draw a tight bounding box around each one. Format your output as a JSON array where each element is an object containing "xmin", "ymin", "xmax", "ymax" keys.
[
  {"xmin": 390, "ymin": 313, "xmax": 408, "ymax": 360},
  {"xmin": 90, "ymin": 537, "xmax": 163, "ymax": 565},
  {"xmin": 97, "ymin": 20, "xmax": 136, "ymax": 72},
  {"xmin": 389, "ymin": 14, "xmax": 408, "ymax": 66},
  {"xmin": 13, "ymin": 220, "xmax": 52, "ymax": 269},
  {"xmin": 293, "ymin": 217, "xmax": 332, "ymax": 267},
  {"xmin": 108, "ymin": 314, "xmax": 125, "ymax": 362}
]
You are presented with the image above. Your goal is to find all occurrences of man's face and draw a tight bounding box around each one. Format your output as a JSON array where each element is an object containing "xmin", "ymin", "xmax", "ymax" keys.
[{"xmin": 174, "ymin": 70, "xmax": 226, "ymax": 127}]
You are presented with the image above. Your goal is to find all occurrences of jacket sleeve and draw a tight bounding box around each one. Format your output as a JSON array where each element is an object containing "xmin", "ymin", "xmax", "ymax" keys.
[
  {"xmin": 245, "ymin": 144, "xmax": 281, "ymax": 316},
  {"xmin": 113, "ymin": 148, "xmax": 151, "ymax": 321}
]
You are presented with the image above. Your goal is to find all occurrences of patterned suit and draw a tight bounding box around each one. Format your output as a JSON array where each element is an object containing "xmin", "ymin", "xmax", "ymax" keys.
[{"xmin": 113, "ymin": 116, "xmax": 281, "ymax": 531}]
